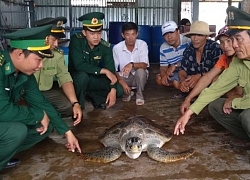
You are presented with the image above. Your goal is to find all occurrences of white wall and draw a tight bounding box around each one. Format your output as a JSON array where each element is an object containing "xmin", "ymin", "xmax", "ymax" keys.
[
  {"xmin": 199, "ymin": 2, "xmax": 239, "ymax": 33},
  {"xmin": 181, "ymin": 2, "xmax": 239, "ymax": 34}
]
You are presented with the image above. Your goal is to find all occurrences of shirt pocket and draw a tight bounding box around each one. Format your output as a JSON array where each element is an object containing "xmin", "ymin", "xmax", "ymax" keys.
[{"xmin": 42, "ymin": 68, "xmax": 57, "ymax": 77}]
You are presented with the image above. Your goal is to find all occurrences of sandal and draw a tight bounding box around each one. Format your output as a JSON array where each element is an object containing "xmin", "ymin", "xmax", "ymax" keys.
[
  {"xmin": 136, "ymin": 99, "xmax": 145, "ymax": 106},
  {"xmin": 122, "ymin": 91, "xmax": 134, "ymax": 102}
]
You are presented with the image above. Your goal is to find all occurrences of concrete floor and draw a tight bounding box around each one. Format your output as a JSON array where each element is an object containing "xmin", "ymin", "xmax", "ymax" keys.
[{"xmin": 1, "ymin": 64, "xmax": 250, "ymax": 180}]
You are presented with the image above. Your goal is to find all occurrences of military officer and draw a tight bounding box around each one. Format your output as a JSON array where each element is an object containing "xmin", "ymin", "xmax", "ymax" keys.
[
  {"xmin": 33, "ymin": 17, "xmax": 82, "ymax": 123},
  {"xmin": 0, "ymin": 25, "xmax": 81, "ymax": 170},
  {"xmin": 68, "ymin": 12, "xmax": 123, "ymax": 109}
]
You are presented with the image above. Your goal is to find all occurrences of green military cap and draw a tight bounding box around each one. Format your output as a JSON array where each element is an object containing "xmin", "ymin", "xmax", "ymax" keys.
[
  {"xmin": 226, "ymin": 6, "xmax": 250, "ymax": 33},
  {"xmin": 34, "ymin": 17, "xmax": 67, "ymax": 38},
  {"xmin": 3, "ymin": 24, "xmax": 53, "ymax": 58},
  {"xmin": 78, "ymin": 12, "xmax": 104, "ymax": 32}
]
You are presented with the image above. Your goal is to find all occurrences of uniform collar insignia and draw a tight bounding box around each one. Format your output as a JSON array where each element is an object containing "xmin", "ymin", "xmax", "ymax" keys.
[
  {"xmin": 4, "ymin": 63, "xmax": 11, "ymax": 73},
  {"xmin": 82, "ymin": 50, "xmax": 89, "ymax": 54}
]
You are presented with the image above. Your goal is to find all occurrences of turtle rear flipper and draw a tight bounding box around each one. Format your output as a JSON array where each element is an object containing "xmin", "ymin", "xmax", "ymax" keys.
[
  {"xmin": 78, "ymin": 146, "xmax": 122, "ymax": 163},
  {"xmin": 147, "ymin": 146, "xmax": 194, "ymax": 163}
]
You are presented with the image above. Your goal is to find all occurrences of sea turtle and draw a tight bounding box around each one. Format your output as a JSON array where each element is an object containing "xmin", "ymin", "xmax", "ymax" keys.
[{"xmin": 79, "ymin": 115, "xmax": 194, "ymax": 163}]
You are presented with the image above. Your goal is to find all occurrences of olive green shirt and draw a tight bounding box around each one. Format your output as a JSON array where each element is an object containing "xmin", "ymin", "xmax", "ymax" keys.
[
  {"xmin": 34, "ymin": 49, "xmax": 72, "ymax": 91},
  {"xmin": 0, "ymin": 51, "xmax": 69, "ymax": 135},
  {"xmin": 190, "ymin": 57, "xmax": 250, "ymax": 115},
  {"xmin": 68, "ymin": 33, "xmax": 117, "ymax": 89}
]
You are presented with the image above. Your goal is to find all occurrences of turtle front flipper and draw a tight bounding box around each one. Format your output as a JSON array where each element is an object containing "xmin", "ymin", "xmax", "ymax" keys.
[
  {"xmin": 147, "ymin": 145, "xmax": 194, "ymax": 163},
  {"xmin": 78, "ymin": 146, "xmax": 122, "ymax": 163}
]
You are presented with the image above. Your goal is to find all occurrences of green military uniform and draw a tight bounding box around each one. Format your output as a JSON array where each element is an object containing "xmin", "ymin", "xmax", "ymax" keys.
[
  {"xmin": 34, "ymin": 17, "xmax": 74, "ymax": 117},
  {"xmin": 68, "ymin": 12, "xmax": 123, "ymax": 109},
  {"xmin": 0, "ymin": 25, "xmax": 69, "ymax": 170},
  {"xmin": 190, "ymin": 6, "xmax": 250, "ymax": 141}
]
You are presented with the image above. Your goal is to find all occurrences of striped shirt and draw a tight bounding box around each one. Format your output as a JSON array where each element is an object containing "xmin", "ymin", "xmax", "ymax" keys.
[{"xmin": 159, "ymin": 34, "xmax": 190, "ymax": 67}]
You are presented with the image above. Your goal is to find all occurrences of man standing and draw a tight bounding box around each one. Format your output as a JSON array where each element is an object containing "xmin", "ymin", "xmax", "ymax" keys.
[
  {"xmin": 156, "ymin": 21, "xmax": 190, "ymax": 91},
  {"xmin": 174, "ymin": 6, "xmax": 250, "ymax": 147},
  {"xmin": 113, "ymin": 22, "xmax": 149, "ymax": 105},
  {"xmin": 0, "ymin": 25, "xmax": 81, "ymax": 170},
  {"xmin": 68, "ymin": 12, "xmax": 123, "ymax": 109},
  {"xmin": 34, "ymin": 17, "xmax": 82, "ymax": 123}
]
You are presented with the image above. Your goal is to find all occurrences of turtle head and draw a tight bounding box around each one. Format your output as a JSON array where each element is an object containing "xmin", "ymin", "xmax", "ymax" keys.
[{"xmin": 125, "ymin": 137, "xmax": 143, "ymax": 159}]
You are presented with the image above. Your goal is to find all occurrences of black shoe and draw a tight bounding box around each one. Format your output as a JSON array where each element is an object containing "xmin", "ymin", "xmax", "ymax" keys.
[
  {"xmin": 85, "ymin": 93, "xmax": 92, "ymax": 103},
  {"xmin": 85, "ymin": 93, "xmax": 106, "ymax": 109},
  {"xmin": 3, "ymin": 158, "xmax": 20, "ymax": 169}
]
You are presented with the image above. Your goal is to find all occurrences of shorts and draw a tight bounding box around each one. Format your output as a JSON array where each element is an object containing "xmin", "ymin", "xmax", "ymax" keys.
[{"xmin": 168, "ymin": 71, "xmax": 179, "ymax": 82}]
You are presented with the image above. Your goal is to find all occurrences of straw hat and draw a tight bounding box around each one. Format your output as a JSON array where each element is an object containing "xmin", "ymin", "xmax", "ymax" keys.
[{"xmin": 183, "ymin": 21, "xmax": 216, "ymax": 38}]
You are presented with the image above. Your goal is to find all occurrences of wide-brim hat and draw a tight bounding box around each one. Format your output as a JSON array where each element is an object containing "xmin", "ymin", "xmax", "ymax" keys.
[
  {"xmin": 183, "ymin": 21, "xmax": 216, "ymax": 38},
  {"xmin": 34, "ymin": 17, "xmax": 67, "ymax": 38}
]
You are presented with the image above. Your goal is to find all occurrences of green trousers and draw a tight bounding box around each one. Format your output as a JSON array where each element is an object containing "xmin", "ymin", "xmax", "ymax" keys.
[
  {"xmin": 71, "ymin": 71, "xmax": 124, "ymax": 109},
  {"xmin": 0, "ymin": 122, "xmax": 52, "ymax": 170},
  {"xmin": 208, "ymin": 98, "xmax": 250, "ymax": 141}
]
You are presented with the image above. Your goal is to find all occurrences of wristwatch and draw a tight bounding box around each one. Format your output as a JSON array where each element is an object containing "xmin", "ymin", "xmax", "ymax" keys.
[{"xmin": 130, "ymin": 62, "xmax": 134, "ymax": 68}]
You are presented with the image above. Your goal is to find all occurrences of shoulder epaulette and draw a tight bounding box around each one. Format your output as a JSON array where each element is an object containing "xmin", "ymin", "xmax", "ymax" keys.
[
  {"xmin": 100, "ymin": 39, "xmax": 110, "ymax": 47},
  {"xmin": 54, "ymin": 47, "xmax": 64, "ymax": 54},
  {"xmin": 0, "ymin": 52, "xmax": 5, "ymax": 66},
  {"xmin": 75, "ymin": 32, "xmax": 84, "ymax": 38}
]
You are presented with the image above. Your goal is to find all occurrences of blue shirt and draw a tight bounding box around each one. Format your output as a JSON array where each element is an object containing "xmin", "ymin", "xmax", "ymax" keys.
[{"xmin": 180, "ymin": 39, "xmax": 222, "ymax": 75}]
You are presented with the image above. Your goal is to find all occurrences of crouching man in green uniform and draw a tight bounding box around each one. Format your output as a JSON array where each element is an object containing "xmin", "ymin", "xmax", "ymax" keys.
[
  {"xmin": 68, "ymin": 12, "xmax": 123, "ymax": 109},
  {"xmin": 0, "ymin": 25, "xmax": 81, "ymax": 170},
  {"xmin": 33, "ymin": 17, "xmax": 82, "ymax": 123}
]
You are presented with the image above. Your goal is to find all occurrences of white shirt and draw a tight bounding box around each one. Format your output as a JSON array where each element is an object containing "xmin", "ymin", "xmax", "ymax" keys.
[{"xmin": 113, "ymin": 39, "xmax": 149, "ymax": 76}]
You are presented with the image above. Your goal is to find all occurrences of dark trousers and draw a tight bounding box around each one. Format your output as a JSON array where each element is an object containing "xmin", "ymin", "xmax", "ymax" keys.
[
  {"xmin": 41, "ymin": 88, "xmax": 72, "ymax": 117},
  {"xmin": 208, "ymin": 98, "xmax": 250, "ymax": 141},
  {"xmin": 71, "ymin": 71, "xmax": 123, "ymax": 109},
  {"xmin": 0, "ymin": 122, "xmax": 53, "ymax": 170}
]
